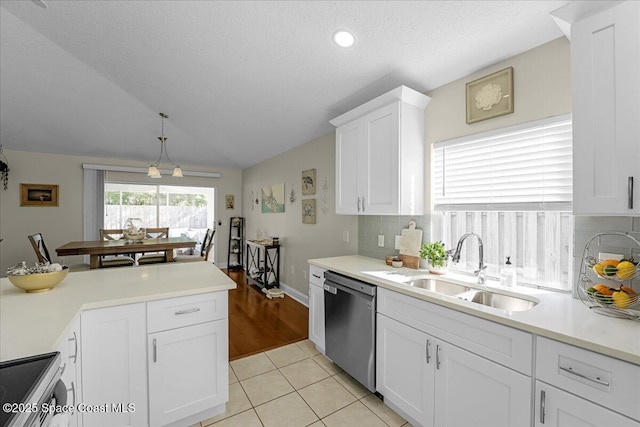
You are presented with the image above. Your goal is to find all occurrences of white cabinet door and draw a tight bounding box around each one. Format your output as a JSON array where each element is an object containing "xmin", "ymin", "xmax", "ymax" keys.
[
  {"xmin": 362, "ymin": 102, "xmax": 400, "ymax": 215},
  {"xmin": 376, "ymin": 314, "xmax": 434, "ymax": 427},
  {"xmin": 56, "ymin": 316, "xmax": 81, "ymax": 427},
  {"xmin": 333, "ymin": 86, "xmax": 428, "ymax": 216},
  {"xmin": 535, "ymin": 382, "xmax": 640, "ymax": 427},
  {"xmin": 81, "ymin": 303, "xmax": 147, "ymax": 427},
  {"xmin": 433, "ymin": 341, "xmax": 531, "ymax": 427},
  {"xmin": 335, "ymin": 119, "xmax": 362, "ymax": 214},
  {"xmin": 148, "ymin": 320, "xmax": 228, "ymax": 427},
  {"xmin": 308, "ymin": 282, "xmax": 325, "ymax": 353},
  {"xmin": 572, "ymin": 1, "xmax": 640, "ymax": 215}
]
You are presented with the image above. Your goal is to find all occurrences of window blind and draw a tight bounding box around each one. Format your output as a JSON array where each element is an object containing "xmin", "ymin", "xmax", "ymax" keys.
[{"xmin": 433, "ymin": 114, "xmax": 572, "ymax": 211}]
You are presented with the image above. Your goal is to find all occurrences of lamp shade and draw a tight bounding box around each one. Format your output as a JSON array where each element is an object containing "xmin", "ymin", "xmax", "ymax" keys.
[
  {"xmin": 148, "ymin": 166, "xmax": 161, "ymax": 178},
  {"xmin": 172, "ymin": 167, "xmax": 183, "ymax": 178}
]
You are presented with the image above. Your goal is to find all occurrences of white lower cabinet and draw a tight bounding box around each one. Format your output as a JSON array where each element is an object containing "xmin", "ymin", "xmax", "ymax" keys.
[
  {"xmin": 148, "ymin": 320, "xmax": 228, "ymax": 427},
  {"xmin": 376, "ymin": 314, "xmax": 433, "ymax": 426},
  {"xmin": 81, "ymin": 303, "xmax": 148, "ymax": 427},
  {"xmin": 376, "ymin": 313, "xmax": 531, "ymax": 427},
  {"xmin": 433, "ymin": 339, "xmax": 531, "ymax": 427},
  {"xmin": 56, "ymin": 315, "xmax": 82, "ymax": 427},
  {"xmin": 308, "ymin": 265, "xmax": 326, "ymax": 353},
  {"xmin": 535, "ymin": 336, "xmax": 640, "ymax": 426},
  {"xmin": 80, "ymin": 291, "xmax": 229, "ymax": 427},
  {"xmin": 535, "ymin": 382, "xmax": 640, "ymax": 427}
]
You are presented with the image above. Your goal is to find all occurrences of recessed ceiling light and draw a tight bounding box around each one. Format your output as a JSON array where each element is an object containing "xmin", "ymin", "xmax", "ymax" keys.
[{"xmin": 333, "ymin": 30, "xmax": 355, "ymax": 48}]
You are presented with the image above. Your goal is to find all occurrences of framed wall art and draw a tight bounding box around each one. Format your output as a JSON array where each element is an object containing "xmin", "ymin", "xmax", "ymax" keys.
[
  {"xmin": 20, "ymin": 183, "xmax": 59, "ymax": 206},
  {"xmin": 262, "ymin": 183, "xmax": 285, "ymax": 213},
  {"xmin": 302, "ymin": 199, "xmax": 316, "ymax": 224},
  {"xmin": 466, "ymin": 67, "xmax": 514, "ymax": 124},
  {"xmin": 225, "ymin": 194, "xmax": 235, "ymax": 210},
  {"xmin": 301, "ymin": 168, "xmax": 316, "ymax": 195}
]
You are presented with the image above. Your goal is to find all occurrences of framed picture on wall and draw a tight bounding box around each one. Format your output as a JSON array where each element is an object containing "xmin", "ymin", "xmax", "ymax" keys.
[
  {"xmin": 301, "ymin": 169, "xmax": 316, "ymax": 195},
  {"xmin": 302, "ymin": 199, "xmax": 316, "ymax": 224},
  {"xmin": 225, "ymin": 194, "xmax": 235, "ymax": 210},
  {"xmin": 20, "ymin": 183, "xmax": 59, "ymax": 206},
  {"xmin": 466, "ymin": 67, "xmax": 514, "ymax": 124}
]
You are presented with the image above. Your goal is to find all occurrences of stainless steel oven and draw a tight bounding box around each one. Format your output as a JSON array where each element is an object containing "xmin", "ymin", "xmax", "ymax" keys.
[{"xmin": 0, "ymin": 352, "xmax": 67, "ymax": 427}]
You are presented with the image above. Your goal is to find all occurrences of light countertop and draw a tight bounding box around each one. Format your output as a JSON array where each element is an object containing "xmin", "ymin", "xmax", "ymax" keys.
[
  {"xmin": 309, "ymin": 255, "xmax": 640, "ymax": 365},
  {"xmin": 0, "ymin": 262, "xmax": 236, "ymax": 361}
]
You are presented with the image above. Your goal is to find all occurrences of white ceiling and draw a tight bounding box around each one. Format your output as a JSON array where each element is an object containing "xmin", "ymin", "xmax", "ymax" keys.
[{"xmin": 0, "ymin": 0, "xmax": 568, "ymax": 170}]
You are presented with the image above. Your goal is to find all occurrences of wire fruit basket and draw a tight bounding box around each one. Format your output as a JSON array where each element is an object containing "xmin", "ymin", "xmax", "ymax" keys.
[{"xmin": 576, "ymin": 232, "xmax": 640, "ymax": 320}]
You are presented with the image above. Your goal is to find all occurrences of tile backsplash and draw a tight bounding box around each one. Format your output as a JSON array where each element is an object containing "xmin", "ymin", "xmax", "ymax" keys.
[
  {"xmin": 358, "ymin": 215, "xmax": 432, "ymax": 260},
  {"xmin": 358, "ymin": 214, "xmax": 640, "ymax": 298}
]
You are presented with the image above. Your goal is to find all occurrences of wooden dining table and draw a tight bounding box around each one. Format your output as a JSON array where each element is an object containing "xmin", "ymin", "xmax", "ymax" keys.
[{"xmin": 56, "ymin": 237, "xmax": 196, "ymax": 269}]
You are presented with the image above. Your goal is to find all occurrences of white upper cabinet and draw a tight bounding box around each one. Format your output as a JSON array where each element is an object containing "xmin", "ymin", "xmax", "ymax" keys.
[
  {"xmin": 331, "ymin": 86, "xmax": 431, "ymax": 215},
  {"xmin": 561, "ymin": 1, "xmax": 640, "ymax": 215}
]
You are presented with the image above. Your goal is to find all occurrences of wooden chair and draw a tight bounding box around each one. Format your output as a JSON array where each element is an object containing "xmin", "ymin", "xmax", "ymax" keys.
[
  {"xmin": 175, "ymin": 229, "xmax": 215, "ymax": 263},
  {"xmin": 98, "ymin": 229, "xmax": 136, "ymax": 268},
  {"xmin": 28, "ymin": 233, "xmax": 52, "ymax": 264},
  {"xmin": 28, "ymin": 233, "xmax": 90, "ymax": 271},
  {"xmin": 137, "ymin": 227, "xmax": 170, "ymax": 265}
]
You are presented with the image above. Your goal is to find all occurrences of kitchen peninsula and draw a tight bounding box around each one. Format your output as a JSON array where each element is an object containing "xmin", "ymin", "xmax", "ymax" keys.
[{"xmin": 0, "ymin": 262, "xmax": 236, "ymax": 427}]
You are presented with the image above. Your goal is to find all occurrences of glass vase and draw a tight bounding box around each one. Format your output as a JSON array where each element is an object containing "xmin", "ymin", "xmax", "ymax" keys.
[{"xmin": 123, "ymin": 218, "xmax": 145, "ymax": 242}]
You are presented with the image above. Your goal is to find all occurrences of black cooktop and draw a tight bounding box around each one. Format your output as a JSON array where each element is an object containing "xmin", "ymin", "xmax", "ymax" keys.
[{"xmin": 0, "ymin": 352, "xmax": 59, "ymax": 427}]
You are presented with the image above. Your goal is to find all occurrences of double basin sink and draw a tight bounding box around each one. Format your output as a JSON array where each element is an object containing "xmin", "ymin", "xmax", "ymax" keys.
[{"xmin": 402, "ymin": 278, "xmax": 537, "ymax": 312}]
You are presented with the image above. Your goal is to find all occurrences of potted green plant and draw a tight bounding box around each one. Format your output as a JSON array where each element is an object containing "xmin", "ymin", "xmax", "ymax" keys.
[{"xmin": 419, "ymin": 241, "xmax": 449, "ymax": 274}]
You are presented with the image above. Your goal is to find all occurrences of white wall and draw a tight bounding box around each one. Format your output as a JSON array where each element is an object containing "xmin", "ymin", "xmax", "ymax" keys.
[
  {"xmin": 0, "ymin": 149, "xmax": 242, "ymax": 274},
  {"xmin": 242, "ymin": 132, "xmax": 358, "ymax": 299}
]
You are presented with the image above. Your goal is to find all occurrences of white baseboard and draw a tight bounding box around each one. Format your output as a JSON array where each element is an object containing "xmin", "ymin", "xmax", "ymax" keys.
[{"xmin": 280, "ymin": 281, "xmax": 309, "ymax": 307}]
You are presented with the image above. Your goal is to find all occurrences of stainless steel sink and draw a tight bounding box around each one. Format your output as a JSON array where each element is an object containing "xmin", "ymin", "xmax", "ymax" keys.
[
  {"xmin": 403, "ymin": 279, "xmax": 471, "ymax": 296},
  {"xmin": 457, "ymin": 290, "xmax": 537, "ymax": 312}
]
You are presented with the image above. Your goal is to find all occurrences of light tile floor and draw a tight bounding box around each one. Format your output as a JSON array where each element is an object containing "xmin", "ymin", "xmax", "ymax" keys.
[{"xmin": 190, "ymin": 340, "xmax": 411, "ymax": 427}]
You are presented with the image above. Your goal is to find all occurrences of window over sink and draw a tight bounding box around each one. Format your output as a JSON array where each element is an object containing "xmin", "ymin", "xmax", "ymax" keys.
[{"xmin": 432, "ymin": 114, "xmax": 573, "ymax": 291}]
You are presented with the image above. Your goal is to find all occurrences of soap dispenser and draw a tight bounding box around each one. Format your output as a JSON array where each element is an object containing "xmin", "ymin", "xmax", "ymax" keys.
[{"xmin": 500, "ymin": 256, "xmax": 516, "ymax": 287}]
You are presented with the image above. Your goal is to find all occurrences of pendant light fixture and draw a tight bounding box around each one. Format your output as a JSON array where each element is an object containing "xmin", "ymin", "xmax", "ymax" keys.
[{"xmin": 148, "ymin": 112, "xmax": 183, "ymax": 178}]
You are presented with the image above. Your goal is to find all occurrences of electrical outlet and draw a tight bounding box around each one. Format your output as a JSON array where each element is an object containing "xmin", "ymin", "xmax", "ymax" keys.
[
  {"xmin": 599, "ymin": 252, "xmax": 623, "ymax": 261},
  {"xmin": 303, "ymin": 270, "xmax": 307, "ymax": 280},
  {"xmin": 395, "ymin": 235, "xmax": 401, "ymax": 250},
  {"xmin": 217, "ymin": 219, "xmax": 223, "ymax": 226},
  {"xmin": 290, "ymin": 265, "xmax": 294, "ymax": 275},
  {"xmin": 342, "ymin": 231, "xmax": 349, "ymax": 243},
  {"xmin": 378, "ymin": 235, "xmax": 385, "ymax": 247}
]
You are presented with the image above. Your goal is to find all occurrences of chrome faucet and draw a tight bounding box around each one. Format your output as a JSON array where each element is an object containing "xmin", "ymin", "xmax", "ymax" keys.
[{"xmin": 450, "ymin": 232, "xmax": 487, "ymax": 284}]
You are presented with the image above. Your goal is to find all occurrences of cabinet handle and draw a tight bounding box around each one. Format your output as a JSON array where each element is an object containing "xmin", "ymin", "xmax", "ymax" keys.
[
  {"xmin": 357, "ymin": 197, "xmax": 361, "ymax": 212},
  {"xmin": 67, "ymin": 382, "xmax": 76, "ymax": 406},
  {"xmin": 426, "ymin": 339, "xmax": 431, "ymax": 364},
  {"xmin": 312, "ymin": 274, "xmax": 321, "ymax": 279},
  {"xmin": 153, "ymin": 338, "xmax": 157, "ymax": 363},
  {"xmin": 559, "ymin": 365, "xmax": 610, "ymax": 386},
  {"xmin": 175, "ymin": 307, "xmax": 200, "ymax": 316},
  {"xmin": 362, "ymin": 196, "xmax": 365, "ymax": 212},
  {"xmin": 69, "ymin": 331, "xmax": 78, "ymax": 363},
  {"xmin": 60, "ymin": 363, "xmax": 66, "ymax": 376},
  {"xmin": 435, "ymin": 344, "xmax": 441, "ymax": 370},
  {"xmin": 629, "ymin": 176, "xmax": 634, "ymax": 209},
  {"xmin": 540, "ymin": 389, "xmax": 545, "ymax": 424}
]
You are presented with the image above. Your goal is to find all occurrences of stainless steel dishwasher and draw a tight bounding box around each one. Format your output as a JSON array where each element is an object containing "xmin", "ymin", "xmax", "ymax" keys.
[{"xmin": 323, "ymin": 271, "xmax": 376, "ymax": 392}]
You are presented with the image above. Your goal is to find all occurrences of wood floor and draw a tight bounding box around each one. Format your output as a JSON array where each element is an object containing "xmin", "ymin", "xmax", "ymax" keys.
[{"xmin": 225, "ymin": 269, "xmax": 309, "ymax": 361}]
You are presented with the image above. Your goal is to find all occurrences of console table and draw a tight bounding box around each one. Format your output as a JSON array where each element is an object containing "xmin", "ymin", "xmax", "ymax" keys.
[{"xmin": 245, "ymin": 240, "xmax": 280, "ymax": 289}]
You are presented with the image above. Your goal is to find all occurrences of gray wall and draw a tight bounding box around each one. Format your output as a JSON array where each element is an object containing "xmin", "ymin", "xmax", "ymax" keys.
[{"xmin": 241, "ymin": 132, "xmax": 358, "ymax": 300}]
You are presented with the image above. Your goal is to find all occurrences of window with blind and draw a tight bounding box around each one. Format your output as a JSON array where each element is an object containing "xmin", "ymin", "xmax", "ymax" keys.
[{"xmin": 432, "ymin": 114, "xmax": 573, "ymax": 290}]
